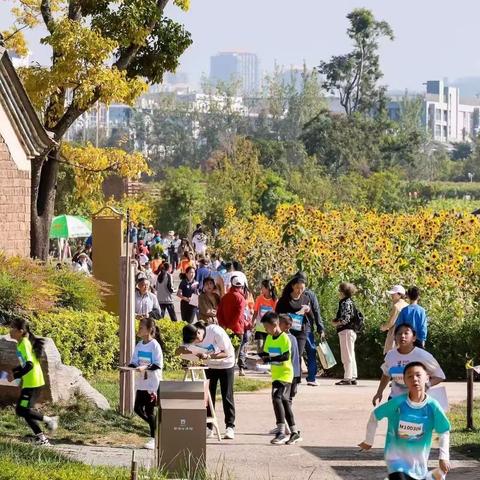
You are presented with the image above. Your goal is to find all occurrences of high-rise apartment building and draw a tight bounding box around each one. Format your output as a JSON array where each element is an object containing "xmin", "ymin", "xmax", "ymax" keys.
[{"xmin": 210, "ymin": 51, "xmax": 259, "ymax": 95}]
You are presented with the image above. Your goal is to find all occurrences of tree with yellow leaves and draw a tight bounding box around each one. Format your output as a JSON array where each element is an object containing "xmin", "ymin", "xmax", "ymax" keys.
[{"xmin": 2, "ymin": 0, "xmax": 192, "ymax": 259}]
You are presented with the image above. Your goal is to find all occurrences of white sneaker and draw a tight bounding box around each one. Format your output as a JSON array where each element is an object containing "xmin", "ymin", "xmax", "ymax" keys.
[
  {"xmin": 206, "ymin": 428, "xmax": 213, "ymax": 438},
  {"xmin": 34, "ymin": 433, "xmax": 51, "ymax": 447},
  {"xmin": 45, "ymin": 416, "xmax": 59, "ymax": 432},
  {"xmin": 144, "ymin": 437, "xmax": 155, "ymax": 450},
  {"xmin": 224, "ymin": 427, "xmax": 235, "ymax": 440},
  {"xmin": 269, "ymin": 425, "xmax": 291, "ymax": 435},
  {"xmin": 270, "ymin": 433, "xmax": 289, "ymax": 445},
  {"xmin": 307, "ymin": 380, "xmax": 319, "ymax": 386}
]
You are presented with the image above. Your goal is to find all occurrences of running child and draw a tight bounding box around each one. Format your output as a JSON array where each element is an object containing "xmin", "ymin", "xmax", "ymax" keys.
[
  {"xmin": 372, "ymin": 324, "xmax": 445, "ymax": 406},
  {"xmin": 253, "ymin": 279, "xmax": 277, "ymax": 354},
  {"xmin": 258, "ymin": 311, "xmax": 300, "ymax": 445},
  {"xmin": 128, "ymin": 317, "xmax": 163, "ymax": 450},
  {"xmin": 359, "ymin": 361, "xmax": 451, "ymax": 480},
  {"xmin": 9, "ymin": 318, "xmax": 58, "ymax": 446}
]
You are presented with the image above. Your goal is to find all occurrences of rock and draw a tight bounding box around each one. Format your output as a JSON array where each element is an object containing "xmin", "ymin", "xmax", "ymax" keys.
[{"xmin": 0, "ymin": 335, "xmax": 110, "ymax": 410}]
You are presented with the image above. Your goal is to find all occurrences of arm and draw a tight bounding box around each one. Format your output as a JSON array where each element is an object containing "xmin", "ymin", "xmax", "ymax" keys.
[
  {"xmin": 336, "ymin": 300, "xmax": 354, "ymax": 326},
  {"xmin": 381, "ymin": 306, "xmax": 398, "ymax": 332},
  {"xmin": 372, "ymin": 374, "xmax": 390, "ymax": 406},
  {"xmin": 309, "ymin": 292, "xmax": 325, "ymax": 334},
  {"xmin": 438, "ymin": 431, "xmax": 450, "ymax": 473},
  {"xmin": 359, "ymin": 412, "xmax": 378, "ymax": 450},
  {"xmin": 262, "ymin": 351, "xmax": 290, "ymax": 363},
  {"xmin": 13, "ymin": 361, "xmax": 34, "ymax": 379}
]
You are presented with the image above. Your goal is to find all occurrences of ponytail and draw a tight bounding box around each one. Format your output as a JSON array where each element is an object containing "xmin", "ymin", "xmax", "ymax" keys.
[
  {"xmin": 10, "ymin": 318, "xmax": 45, "ymax": 358},
  {"xmin": 140, "ymin": 317, "xmax": 165, "ymax": 351},
  {"xmin": 262, "ymin": 279, "xmax": 277, "ymax": 301}
]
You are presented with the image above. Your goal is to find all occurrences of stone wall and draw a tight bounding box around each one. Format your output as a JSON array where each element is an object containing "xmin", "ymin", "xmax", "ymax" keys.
[{"xmin": 0, "ymin": 134, "xmax": 30, "ymax": 257}]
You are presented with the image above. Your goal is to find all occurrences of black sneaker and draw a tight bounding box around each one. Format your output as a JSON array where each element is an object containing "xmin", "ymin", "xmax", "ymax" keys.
[
  {"xmin": 335, "ymin": 379, "xmax": 352, "ymax": 385},
  {"xmin": 270, "ymin": 433, "xmax": 289, "ymax": 445},
  {"xmin": 351, "ymin": 379, "xmax": 358, "ymax": 385},
  {"xmin": 286, "ymin": 431, "xmax": 303, "ymax": 445}
]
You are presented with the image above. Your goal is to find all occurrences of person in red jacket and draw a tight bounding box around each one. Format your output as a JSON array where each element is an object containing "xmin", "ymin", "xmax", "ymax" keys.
[{"xmin": 217, "ymin": 276, "xmax": 248, "ymax": 375}]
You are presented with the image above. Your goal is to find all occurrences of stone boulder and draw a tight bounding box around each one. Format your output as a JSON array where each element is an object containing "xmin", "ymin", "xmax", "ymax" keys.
[{"xmin": 0, "ymin": 335, "xmax": 110, "ymax": 410}]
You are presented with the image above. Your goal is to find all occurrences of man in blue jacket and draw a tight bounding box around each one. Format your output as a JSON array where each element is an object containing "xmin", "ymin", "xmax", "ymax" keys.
[{"xmin": 394, "ymin": 286, "xmax": 428, "ymax": 348}]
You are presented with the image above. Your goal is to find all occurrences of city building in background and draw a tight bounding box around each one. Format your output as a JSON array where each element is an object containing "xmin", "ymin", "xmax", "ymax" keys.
[
  {"xmin": 388, "ymin": 80, "xmax": 480, "ymax": 144},
  {"xmin": 210, "ymin": 51, "xmax": 260, "ymax": 95}
]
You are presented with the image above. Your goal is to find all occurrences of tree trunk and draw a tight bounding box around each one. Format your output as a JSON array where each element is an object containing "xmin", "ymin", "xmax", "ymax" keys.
[{"xmin": 30, "ymin": 148, "xmax": 60, "ymax": 260}]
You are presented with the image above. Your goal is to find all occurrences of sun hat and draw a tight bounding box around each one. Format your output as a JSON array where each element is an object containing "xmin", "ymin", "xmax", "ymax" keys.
[
  {"xmin": 231, "ymin": 276, "xmax": 245, "ymax": 288},
  {"xmin": 387, "ymin": 285, "xmax": 406, "ymax": 296}
]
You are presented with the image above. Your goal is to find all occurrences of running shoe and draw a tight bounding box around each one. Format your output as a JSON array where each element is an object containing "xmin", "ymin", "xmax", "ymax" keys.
[
  {"xmin": 307, "ymin": 380, "xmax": 319, "ymax": 386},
  {"xmin": 286, "ymin": 431, "xmax": 303, "ymax": 445},
  {"xmin": 269, "ymin": 425, "xmax": 291, "ymax": 435},
  {"xmin": 34, "ymin": 434, "xmax": 51, "ymax": 447},
  {"xmin": 270, "ymin": 433, "xmax": 289, "ymax": 445},
  {"xmin": 224, "ymin": 427, "xmax": 235, "ymax": 440},
  {"xmin": 45, "ymin": 416, "xmax": 59, "ymax": 432},
  {"xmin": 335, "ymin": 379, "xmax": 353, "ymax": 385}
]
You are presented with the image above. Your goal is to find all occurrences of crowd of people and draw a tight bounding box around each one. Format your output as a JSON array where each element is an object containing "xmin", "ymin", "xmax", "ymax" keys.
[{"xmin": 5, "ymin": 221, "xmax": 451, "ymax": 479}]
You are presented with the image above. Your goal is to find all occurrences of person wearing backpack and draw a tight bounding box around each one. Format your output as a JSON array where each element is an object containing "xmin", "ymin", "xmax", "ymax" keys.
[{"xmin": 332, "ymin": 282, "xmax": 361, "ymax": 386}]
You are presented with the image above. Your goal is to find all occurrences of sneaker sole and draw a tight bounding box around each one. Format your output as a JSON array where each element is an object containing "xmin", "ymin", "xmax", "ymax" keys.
[{"xmin": 286, "ymin": 437, "xmax": 303, "ymax": 445}]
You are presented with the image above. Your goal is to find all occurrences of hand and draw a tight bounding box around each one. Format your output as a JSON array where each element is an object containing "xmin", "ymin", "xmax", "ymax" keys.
[
  {"xmin": 318, "ymin": 331, "xmax": 326, "ymax": 340},
  {"xmin": 380, "ymin": 324, "xmax": 389, "ymax": 332},
  {"xmin": 136, "ymin": 365, "xmax": 148, "ymax": 372},
  {"xmin": 372, "ymin": 392, "xmax": 382, "ymax": 406},
  {"xmin": 7, "ymin": 371, "xmax": 14, "ymax": 382},
  {"xmin": 197, "ymin": 353, "xmax": 209, "ymax": 360},
  {"xmin": 302, "ymin": 305, "xmax": 311, "ymax": 314},
  {"xmin": 439, "ymin": 459, "xmax": 450, "ymax": 474},
  {"xmin": 358, "ymin": 442, "xmax": 372, "ymax": 451}
]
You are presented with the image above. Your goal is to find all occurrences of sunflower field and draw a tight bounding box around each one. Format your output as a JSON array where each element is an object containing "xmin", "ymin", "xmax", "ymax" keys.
[{"xmin": 217, "ymin": 204, "xmax": 480, "ymax": 378}]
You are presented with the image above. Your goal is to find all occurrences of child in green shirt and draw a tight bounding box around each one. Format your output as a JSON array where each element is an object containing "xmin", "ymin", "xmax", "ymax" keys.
[
  {"xmin": 259, "ymin": 311, "xmax": 299, "ymax": 445},
  {"xmin": 9, "ymin": 318, "xmax": 58, "ymax": 446}
]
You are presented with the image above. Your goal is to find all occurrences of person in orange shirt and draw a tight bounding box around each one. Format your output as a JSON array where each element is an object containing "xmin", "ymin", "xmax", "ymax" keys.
[
  {"xmin": 179, "ymin": 251, "xmax": 194, "ymax": 275},
  {"xmin": 253, "ymin": 279, "xmax": 278, "ymax": 353}
]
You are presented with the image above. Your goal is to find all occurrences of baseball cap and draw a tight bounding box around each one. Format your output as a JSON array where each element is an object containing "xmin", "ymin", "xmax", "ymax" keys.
[
  {"xmin": 387, "ymin": 285, "xmax": 406, "ymax": 295},
  {"xmin": 231, "ymin": 276, "xmax": 245, "ymax": 288}
]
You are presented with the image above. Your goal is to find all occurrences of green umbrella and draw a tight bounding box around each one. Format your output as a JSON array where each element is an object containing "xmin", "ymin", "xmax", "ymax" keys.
[{"xmin": 50, "ymin": 214, "xmax": 92, "ymax": 239}]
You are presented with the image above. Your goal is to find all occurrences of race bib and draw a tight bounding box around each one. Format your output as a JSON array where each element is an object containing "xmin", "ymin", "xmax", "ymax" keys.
[
  {"xmin": 138, "ymin": 351, "xmax": 153, "ymax": 367},
  {"xmin": 289, "ymin": 313, "xmax": 304, "ymax": 331},
  {"xmin": 398, "ymin": 420, "xmax": 424, "ymax": 439},
  {"xmin": 389, "ymin": 365, "xmax": 405, "ymax": 385}
]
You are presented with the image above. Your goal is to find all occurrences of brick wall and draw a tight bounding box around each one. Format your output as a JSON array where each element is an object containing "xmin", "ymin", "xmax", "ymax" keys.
[{"xmin": 0, "ymin": 134, "xmax": 30, "ymax": 257}]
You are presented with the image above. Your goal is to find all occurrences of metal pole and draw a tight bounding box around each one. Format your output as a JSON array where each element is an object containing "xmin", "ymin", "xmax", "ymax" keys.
[
  {"xmin": 467, "ymin": 366, "xmax": 474, "ymax": 430},
  {"xmin": 130, "ymin": 450, "xmax": 138, "ymax": 480}
]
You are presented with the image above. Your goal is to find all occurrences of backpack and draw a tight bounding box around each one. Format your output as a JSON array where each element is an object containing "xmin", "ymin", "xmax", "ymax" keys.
[{"xmin": 352, "ymin": 304, "xmax": 365, "ymax": 334}]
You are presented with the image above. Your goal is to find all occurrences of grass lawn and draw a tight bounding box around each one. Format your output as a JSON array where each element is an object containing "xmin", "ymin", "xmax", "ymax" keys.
[
  {"xmin": 450, "ymin": 398, "xmax": 480, "ymax": 460},
  {"xmin": 0, "ymin": 369, "xmax": 269, "ymax": 447}
]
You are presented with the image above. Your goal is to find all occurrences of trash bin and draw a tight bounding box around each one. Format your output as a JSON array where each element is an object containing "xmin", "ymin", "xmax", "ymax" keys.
[{"xmin": 156, "ymin": 381, "xmax": 206, "ymax": 476}]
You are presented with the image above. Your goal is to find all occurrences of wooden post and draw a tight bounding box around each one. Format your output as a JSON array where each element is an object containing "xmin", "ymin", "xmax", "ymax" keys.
[
  {"xmin": 130, "ymin": 451, "xmax": 138, "ymax": 480},
  {"xmin": 467, "ymin": 366, "xmax": 474, "ymax": 430}
]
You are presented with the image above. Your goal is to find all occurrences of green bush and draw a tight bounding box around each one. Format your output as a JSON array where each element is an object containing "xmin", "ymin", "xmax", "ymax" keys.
[
  {"xmin": 33, "ymin": 310, "xmax": 119, "ymax": 377},
  {"xmin": 50, "ymin": 268, "xmax": 103, "ymax": 311},
  {"xmin": 416, "ymin": 181, "xmax": 480, "ymax": 200},
  {"xmin": 157, "ymin": 319, "xmax": 185, "ymax": 371}
]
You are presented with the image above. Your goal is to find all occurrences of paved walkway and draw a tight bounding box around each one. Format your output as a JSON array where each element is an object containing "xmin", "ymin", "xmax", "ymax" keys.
[{"xmin": 55, "ymin": 379, "xmax": 480, "ymax": 479}]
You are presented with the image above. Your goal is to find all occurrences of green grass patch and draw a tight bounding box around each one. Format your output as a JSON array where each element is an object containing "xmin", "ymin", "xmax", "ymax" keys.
[{"xmin": 450, "ymin": 398, "xmax": 480, "ymax": 460}]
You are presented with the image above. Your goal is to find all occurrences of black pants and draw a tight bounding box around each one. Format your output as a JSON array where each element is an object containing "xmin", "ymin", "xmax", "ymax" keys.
[
  {"xmin": 235, "ymin": 332, "xmax": 249, "ymax": 369},
  {"xmin": 169, "ymin": 252, "xmax": 179, "ymax": 271},
  {"xmin": 134, "ymin": 390, "xmax": 156, "ymax": 438},
  {"xmin": 16, "ymin": 388, "xmax": 44, "ymax": 435},
  {"xmin": 389, "ymin": 473, "xmax": 423, "ymax": 480},
  {"xmin": 180, "ymin": 301, "xmax": 197, "ymax": 324},
  {"xmin": 290, "ymin": 329, "xmax": 307, "ymax": 358},
  {"xmin": 160, "ymin": 303, "xmax": 177, "ymax": 322},
  {"xmin": 206, "ymin": 367, "xmax": 235, "ymax": 429},
  {"xmin": 272, "ymin": 380, "xmax": 295, "ymax": 428}
]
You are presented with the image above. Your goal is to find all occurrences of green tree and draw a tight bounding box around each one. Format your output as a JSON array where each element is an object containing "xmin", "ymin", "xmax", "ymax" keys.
[
  {"xmin": 4, "ymin": 0, "xmax": 192, "ymax": 259},
  {"xmin": 155, "ymin": 167, "xmax": 206, "ymax": 235},
  {"xmin": 318, "ymin": 8, "xmax": 394, "ymax": 115}
]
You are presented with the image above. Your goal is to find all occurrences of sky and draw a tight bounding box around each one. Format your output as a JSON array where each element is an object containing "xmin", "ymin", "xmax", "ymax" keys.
[{"xmin": 2, "ymin": 0, "xmax": 480, "ymax": 92}]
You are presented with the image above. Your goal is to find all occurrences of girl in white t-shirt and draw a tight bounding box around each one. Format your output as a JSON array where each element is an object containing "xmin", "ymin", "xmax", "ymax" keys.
[
  {"xmin": 372, "ymin": 323, "xmax": 445, "ymax": 406},
  {"xmin": 128, "ymin": 317, "xmax": 163, "ymax": 450}
]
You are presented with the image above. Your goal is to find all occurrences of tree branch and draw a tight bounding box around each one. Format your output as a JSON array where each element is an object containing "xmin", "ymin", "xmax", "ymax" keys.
[
  {"xmin": 40, "ymin": 0, "xmax": 55, "ymax": 34},
  {"xmin": 114, "ymin": 0, "xmax": 169, "ymax": 71},
  {"xmin": 57, "ymin": 156, "xmax": 121, "ymax": 173},
  {"xmin": 68, "ymin": 0, "xmax": 82, "ymax": 21}
]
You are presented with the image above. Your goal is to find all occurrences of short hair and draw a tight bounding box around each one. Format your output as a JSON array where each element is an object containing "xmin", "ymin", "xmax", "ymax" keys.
[
  {"xmin": 394, "ymin": 323, "xmax": 416, "ymax": 336},
  {"xmin": 261, "ymin": 311, "xmax": 279, "ymax": 325},
  {"xmin": 339, "ymin": 282, "xmax": 357, "ymax": 298},
  {"xmin": 279, "ymin": 314, "xmax": 292, "ymax": 327},
  {"xmin": 203, "ymin": 277, "xmax": 215, "ymax": 288},
  {"xmin": 232, "ymin": 260, "xmax": 242, "ymax": 271},
  {"xmin": 407, "ymin": 286, "xmax": 420, "ymax": 301},
  {"xmin": 403, "ymin": 361, "xmax": 428, "ymax": 377}
]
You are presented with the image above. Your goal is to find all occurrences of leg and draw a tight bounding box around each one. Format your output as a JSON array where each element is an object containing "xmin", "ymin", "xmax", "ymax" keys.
[
  {"xmin": 256, "ymin": 333, "xmax": 266, "ymax": 355},
  {"xmin": 237, "ymin": 331, "xmax": 250, "ymax": 370},
  {"xmin": 218, "ymin": 367, "xmax": 236, "ymax": 428},
  {"xmin": 348, "ymin": 330, "xmax": 358, "ymax": 379},
  {"xmin": 159, "ymin": 304, "xmax": 167, "ymax": 319},
  {"xmin": 271, "ymin": 381, "xmax": 287, "ymax": 431},
  {"xmin": 205, "ymin": 368, "xmax": 219, "ymax": 429},
  {"xmin": 281, "ymin": 383, "xmax": 296, "ymax": 429},
  {"xmin": 134, "ymin": 391, "xmax": 150, "ymax": 423},
  {"xmin": 143, "ymin": 393, "xmax": 157, "ymax": 438},
  {"xmin": 305, "ymin": 332, "xmax": 318, "ymax": 382},
  {"xmin": 16, "ymin": 388, "xmax": 44, "ymax": 435},
  {"xmin": 338, "ymin": 331, "xmax": 352, "ymax": 380},
  {"xmin": 294, "ymin": 332, "xmax": 307, "ymax": 358},
  {"xmin": 166, "ymin": 303, "xmax": 178, "ymax": 322},
  {"xmin": 342, "ymin": 330, "xmax": 356, "ymax": 380}
]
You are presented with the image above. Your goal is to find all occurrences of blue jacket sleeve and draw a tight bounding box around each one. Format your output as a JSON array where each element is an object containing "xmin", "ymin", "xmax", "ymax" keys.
[{"xmin": 418, "ymin": 312, "xmax": 428, "ymax": 342}]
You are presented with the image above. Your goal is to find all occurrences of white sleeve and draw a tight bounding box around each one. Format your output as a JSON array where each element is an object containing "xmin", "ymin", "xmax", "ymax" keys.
[
  {"xmin": 153, "ymin": 342, "xmax": 163, "ymax": 369},
  {"xmin": 380, "ymin": 360, "xmax": 389, "ymax": 377},
  {"xmin": 425, "ymin": 352, "xmax": 446, "ymax": 380},
  {"xmin": 364, "ymin": 412, "xmax": 378, "ymax": 446},
  {"xmin": 130, "ymin": 343, "xmax": 139, "ymax": 366},
  {"xmin": 214, "ymin": 328, "xmax": 228, "ymax": 352},
  {"xmin": 438, "ymin": 431, "xmax": 450, "ymax": 461}
]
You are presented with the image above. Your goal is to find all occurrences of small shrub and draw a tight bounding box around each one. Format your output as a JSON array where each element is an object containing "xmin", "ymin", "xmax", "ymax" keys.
[
  {"xmin": 157, "ymin": 319, "xmax": 185, "ymax": 371},
  {"xmin": 33, "ymin": 310, "xmax": 119, "ymax": 377}
]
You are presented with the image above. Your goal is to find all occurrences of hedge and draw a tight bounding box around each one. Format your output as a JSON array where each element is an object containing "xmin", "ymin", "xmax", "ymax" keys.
[
  {"xmin": 415, "ymin": 181, "xmax": 480, "ymax": 200},
  {"xmin": 33, "ymin": 310, "xmax": 119, "ymax": 377}
]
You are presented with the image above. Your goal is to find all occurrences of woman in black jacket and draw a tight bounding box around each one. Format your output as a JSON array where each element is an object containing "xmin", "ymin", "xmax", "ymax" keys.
[
  {"xmin": 275, "ymin": 277, "xmax": 313, "ymax": 360},
  {"xmin": 332, "ymin": 282, "xmax": 358, "ymax": 386}
]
